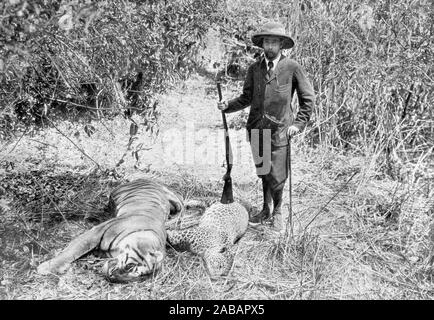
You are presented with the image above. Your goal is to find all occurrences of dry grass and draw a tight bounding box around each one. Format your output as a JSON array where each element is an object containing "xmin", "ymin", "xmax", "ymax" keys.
[{"xmin": 1, "ymin": 74, "xmax": 433, "ymax": 300}]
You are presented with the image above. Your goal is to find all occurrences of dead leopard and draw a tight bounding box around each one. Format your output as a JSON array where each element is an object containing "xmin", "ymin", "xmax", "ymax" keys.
[{"xmin": 167, "ymin": 201, "xmax": 249, "ymax": 277}]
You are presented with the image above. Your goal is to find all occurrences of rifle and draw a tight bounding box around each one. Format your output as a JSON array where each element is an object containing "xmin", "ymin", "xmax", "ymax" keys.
[{"xmin": 217, "ymin": 81, "xmax": 234, "ymax": 204}]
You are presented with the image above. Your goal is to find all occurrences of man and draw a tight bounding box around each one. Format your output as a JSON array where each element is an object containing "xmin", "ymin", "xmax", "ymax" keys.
[{"xmin": 217, "ymin": 22, "xmax": 314, "ymax": 231}]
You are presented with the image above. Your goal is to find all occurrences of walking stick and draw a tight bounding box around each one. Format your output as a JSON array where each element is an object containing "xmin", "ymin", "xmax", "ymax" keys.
[
  {"xmin": 284, "ymin": 134, "xmax": 293, "ymax": 240},
  {"xmin": 217, "ymin": 81, "xmax": 234, "ymax": 204}
]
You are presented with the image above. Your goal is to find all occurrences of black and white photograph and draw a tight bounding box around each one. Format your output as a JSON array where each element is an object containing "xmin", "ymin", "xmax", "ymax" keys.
[{"xmin": 0, "ymin": 0, "xmax": 433, "ymax": 303}]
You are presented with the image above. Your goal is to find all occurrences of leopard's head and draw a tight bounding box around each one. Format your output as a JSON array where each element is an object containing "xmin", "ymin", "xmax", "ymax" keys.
[
  {"xmin": 102, "ymin": 230, "xmax": 165, "ymax": 283},
  {"xmin": 203, "ymin": 247, "xmax": 234, "ymax": 278}
]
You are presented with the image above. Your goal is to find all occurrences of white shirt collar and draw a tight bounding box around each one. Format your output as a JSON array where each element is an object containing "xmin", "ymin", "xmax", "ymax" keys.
[{"xmin": 264, "ymin": 52, "xmax": 281, "ymax": 71}]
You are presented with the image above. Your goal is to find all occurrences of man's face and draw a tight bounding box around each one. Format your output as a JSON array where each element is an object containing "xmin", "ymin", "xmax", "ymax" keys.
[{"xmin": 263, "ymin": 36, "xmax": 282, "ymax": 60}]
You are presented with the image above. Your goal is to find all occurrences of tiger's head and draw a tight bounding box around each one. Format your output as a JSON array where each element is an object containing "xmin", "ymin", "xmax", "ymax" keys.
[{"xmin": 102, "ymin": 230, "xmax": 165, "ymax": 283}]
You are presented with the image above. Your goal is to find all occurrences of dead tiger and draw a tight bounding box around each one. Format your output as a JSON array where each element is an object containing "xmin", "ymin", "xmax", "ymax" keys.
[{"xmin": 37, "ymin": 179, "xmax": 183, "ymax": 283}]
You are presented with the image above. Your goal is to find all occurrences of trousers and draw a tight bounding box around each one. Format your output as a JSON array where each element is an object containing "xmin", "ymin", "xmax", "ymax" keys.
[{"xmin": 249, "ymin": 128, "xmax": 288, "ymax": 191}]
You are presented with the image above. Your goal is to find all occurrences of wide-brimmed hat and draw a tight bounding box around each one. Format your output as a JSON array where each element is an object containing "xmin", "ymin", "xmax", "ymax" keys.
[{"xmin": 251, "ymin": 22, "xmax": 294, "ymax": 49}]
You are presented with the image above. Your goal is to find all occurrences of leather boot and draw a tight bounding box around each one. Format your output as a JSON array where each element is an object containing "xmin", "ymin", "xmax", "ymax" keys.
[
  {"xmin": 250, "ymin": 178, "xmax": 272, "ymax": 223},
  {"xmin": 271, "ymin": 188, "xmax": 284, "ymax": 231}
]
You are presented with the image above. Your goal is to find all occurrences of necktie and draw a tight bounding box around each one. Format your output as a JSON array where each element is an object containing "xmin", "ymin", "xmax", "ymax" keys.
[{"xmin": 267, "ymin": 61, "xmax": 274, "ymax": 78}]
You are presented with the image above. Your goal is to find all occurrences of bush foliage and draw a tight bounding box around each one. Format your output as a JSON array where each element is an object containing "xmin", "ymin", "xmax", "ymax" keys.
[{"xmin": 0, "ymin": 0, "xmax": 218, "ymax": 135}]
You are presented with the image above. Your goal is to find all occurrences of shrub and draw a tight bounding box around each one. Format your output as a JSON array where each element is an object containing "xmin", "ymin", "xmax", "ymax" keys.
[{"xmin": 0, "ymin": 0, "xmax": 219, "ymax": 133}]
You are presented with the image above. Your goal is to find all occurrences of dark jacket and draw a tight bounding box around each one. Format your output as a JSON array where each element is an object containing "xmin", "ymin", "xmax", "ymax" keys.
[{"xmin": 225, "ymin": 55, "xmax": 315, "ymax": 146}]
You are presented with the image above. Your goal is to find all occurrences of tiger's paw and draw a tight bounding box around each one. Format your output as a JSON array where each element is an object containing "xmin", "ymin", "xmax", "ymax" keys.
[{"xmin": 37, "ymin": 259, "xmax": 70, "ymax": 275}]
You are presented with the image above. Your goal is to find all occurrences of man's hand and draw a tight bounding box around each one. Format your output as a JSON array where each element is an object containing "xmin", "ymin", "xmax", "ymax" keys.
[
  {"xmin": 217, "ymin": 100, "xmax": 228, "ymax": 111},
  {"xmin": 287, "ymin": 125, "xmax": 300, "ymax": 138}
]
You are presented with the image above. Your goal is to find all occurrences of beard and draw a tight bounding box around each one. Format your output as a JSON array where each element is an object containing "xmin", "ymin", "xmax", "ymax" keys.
[{"xmin": 264, "ymin": 50, "xmax": 278, "ymax": 60}]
